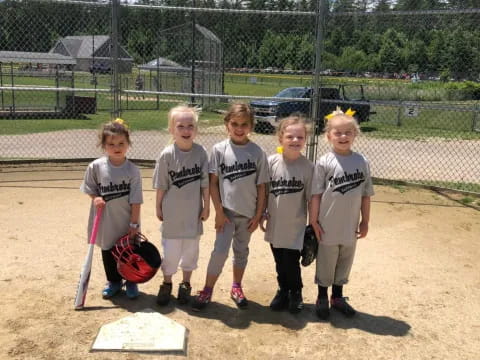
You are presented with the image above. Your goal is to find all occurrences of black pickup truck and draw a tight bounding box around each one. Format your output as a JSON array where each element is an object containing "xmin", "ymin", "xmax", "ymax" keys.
[{"xmin": 250, "ymin": 85, "xmax": 373, "ymax": 133}]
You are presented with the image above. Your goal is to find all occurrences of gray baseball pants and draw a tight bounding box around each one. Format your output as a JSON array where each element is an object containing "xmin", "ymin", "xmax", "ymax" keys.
[{"xmin": 206, "ymin": 209, "xmax": 252, "ymax": 276}]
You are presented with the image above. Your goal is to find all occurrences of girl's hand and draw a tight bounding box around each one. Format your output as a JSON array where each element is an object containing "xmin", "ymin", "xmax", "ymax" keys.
[
  {"xmin": 128, "ymin": 226, "xmax": 139, "ymax": 239},
  {"xmin": 310, "ymin": 221, "xmax": 323, "ymax": 242},
  {"xmin": 93, "ymin": 196, "xmax": 105, "ymax": 210},
  {"xmin": 215, "ymin": 211, "xmax": 230, "ymax": 233},
  {"xmin": 356, "ymin": 221, "xmax": 369, "ymax": 239},
  {"xmin": 259, "ymin": 212, "xmax": 269, "ymax": 232},
  {"xmin": 247, "ymin": 215, "xmax": 262, "ymax": 233},
  {"xmin": 156, "ymin": 206, "xmax": 163, "ymax": 222},
  {"xmin": 200, "ymin": 206, "xmax": 210, "ymax": 221}
]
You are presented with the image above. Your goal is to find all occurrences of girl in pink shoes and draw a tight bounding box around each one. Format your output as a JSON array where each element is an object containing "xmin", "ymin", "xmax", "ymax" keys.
[{"xmin": 192, "ymin": 102, "xmax": 269, "ymax": 311}]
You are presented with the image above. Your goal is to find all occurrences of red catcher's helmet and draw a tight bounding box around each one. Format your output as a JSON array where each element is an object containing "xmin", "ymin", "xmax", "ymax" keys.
[{"xmin": 111, "ymin": 233, "xmax": 161, "ymax": 283}]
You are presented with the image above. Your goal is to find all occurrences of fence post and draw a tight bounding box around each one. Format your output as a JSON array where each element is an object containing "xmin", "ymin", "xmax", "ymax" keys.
[
  {"xmin": 472, "ymin": 103, "xmax": 480, "ymax": 132},
  {"xmin": 10, "ymin": 62, "xmax": 15, "ymax": 113},
  {"xmin": 306, "ymin": 0, "xmax": 325, "ymax": 162},
  {"xmin": 396, "ymin": 101, "xmax": 403, "ymax": 127},
  {"xmin": 111, "ymin": 0, "xmax": 121, "ymax": 119},
  {"xmin": 0, "ymin": 62, "xmax": 4, "ymax": 110}
]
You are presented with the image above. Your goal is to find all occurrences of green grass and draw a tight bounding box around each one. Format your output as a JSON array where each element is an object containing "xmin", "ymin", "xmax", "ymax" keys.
[
  {"xmin": 0, "ymin": 110, "xmax": 223, "ymax": 135},
  {"xmin": 1, "ymin": 72, "xmax": 480, "ymax": 141}
]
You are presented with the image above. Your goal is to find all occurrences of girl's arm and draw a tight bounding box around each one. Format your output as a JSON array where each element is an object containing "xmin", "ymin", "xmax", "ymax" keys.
[
  {"xmin": 129, "ymin": 203, "xmax": 141, "ymax": 238},
  {"xmin": 357, "ymin": 196, "xmax": 371, "ymax": 238},
  {"xmin": 248, "ymin": 183, "xmax": 266, "ymax": 233},
  {"xmin": 309, "ymin": 194, "xmax": 323, "ymax": 242},
  {"xmin": 210, "ymin": 173, "xmax": 230, "ymax": 232},
  {"xmin": 156, "ymin": 189, "xmax": 165, "ymax": 221},
  {"xmin": 200, "ymin": 186, "xmax": 210, "ymax": 221}
]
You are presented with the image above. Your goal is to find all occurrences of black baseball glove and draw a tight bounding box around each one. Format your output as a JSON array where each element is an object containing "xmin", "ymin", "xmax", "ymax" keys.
[{"xmin": 301, "ymin": 225, "xmax": 318, "ymax": 267}]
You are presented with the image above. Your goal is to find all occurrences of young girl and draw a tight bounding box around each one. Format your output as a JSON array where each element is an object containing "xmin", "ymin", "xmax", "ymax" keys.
[
  {"xmin": 309, "ymin": 108, "xmax": 374, "ymax": 320},
  {"xmin": 192, "ymin": 102, "xmax": 269, "ymax": 311},
  {"xmin": 153, "ymin": 105, "xmax": 210, "ymax": 306},
  {"xmin": 260, "ymin": 116, "xmax": 314, "ymax": 314},
  {"xmin": 80, "ymin": 119, "xmax": 143, "ymax": 300}
]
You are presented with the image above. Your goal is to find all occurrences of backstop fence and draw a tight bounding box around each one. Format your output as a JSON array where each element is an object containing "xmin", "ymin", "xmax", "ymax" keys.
[{"xmin": 0, "ymin": 0, "xmax": 479, "ymax": 193}]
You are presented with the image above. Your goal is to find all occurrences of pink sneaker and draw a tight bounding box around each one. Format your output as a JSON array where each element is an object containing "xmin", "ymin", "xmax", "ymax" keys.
[
  {"xmin": 230, "ymin": 286, "xmax": 248, "ymax": 308},
  {"xmin": 192, "ymin": 289, "xmax": 212, "ymax": 311}
]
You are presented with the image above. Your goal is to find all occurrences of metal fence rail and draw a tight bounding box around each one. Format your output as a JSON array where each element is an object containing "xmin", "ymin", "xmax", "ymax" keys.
[{"xmin": 0, "ymin": 0, "xmax": 479, "ymax": 193}]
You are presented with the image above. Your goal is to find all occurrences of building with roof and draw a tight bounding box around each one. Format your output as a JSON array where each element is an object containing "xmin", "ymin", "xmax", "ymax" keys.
[{"xmin": 49, "ymin": 35, "xmax": 133, "ymax": 73}]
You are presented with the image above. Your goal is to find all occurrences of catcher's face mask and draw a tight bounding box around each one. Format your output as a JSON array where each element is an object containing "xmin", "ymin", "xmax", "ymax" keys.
[{"xmin": 111, "ymin": 233, "xmax": 161, "ymax": 283}]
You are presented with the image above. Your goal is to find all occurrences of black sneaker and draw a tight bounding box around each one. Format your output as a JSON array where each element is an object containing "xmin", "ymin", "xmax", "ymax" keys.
[
  {"xmin": 177, "ymin": 282, "xmax": 192, "ymax": 305},
  {"xmin": 288, "ymin": 290, "xmax": 303, "ymax": 314},
  {"xmin": 156, "ymin": 282, "xmax": 172, "ymax": 306},
  {"xmin": 330, "ymin": 296, "xmax": 356, "ymax": 317},
  {"xmin": 315, "ymin": 297, "xmax": 330, "ymax": 320},
  {"xmin": 269, "ymin": 289, "xmax": 289, "ymax": 311}
]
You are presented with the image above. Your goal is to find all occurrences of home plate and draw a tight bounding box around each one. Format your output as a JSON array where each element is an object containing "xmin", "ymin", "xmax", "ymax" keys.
[{"xmin": 91, "ymin": 308, "xmax": 187, "ymax": 353}]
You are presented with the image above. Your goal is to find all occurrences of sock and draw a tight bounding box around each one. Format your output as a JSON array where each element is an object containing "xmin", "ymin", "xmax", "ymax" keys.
[
  {"xmin": 232, "ymin": 282, "xmax": 241, "ymax": 288},
  {"xmin": 318, "ymin": 285, "xmax": 328, "ymax": 299},
  {"xmin": 163, "ymin": 281, "xmax": 172, "ymax": 286},
  {"xmin": 332, "ymin": 285, "xmax": 343, "ymax": 298},
  {"xmin": 203, "ymin": 286, "xmax": 213, "ymax": 294},
  {"xmin": 182, "ymin": 281, "xmax": 191, "ymax": 287}
]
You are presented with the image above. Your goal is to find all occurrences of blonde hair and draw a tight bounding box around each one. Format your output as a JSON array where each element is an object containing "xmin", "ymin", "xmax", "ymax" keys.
[
  {"xmin": 98, "ymin": 119, "xmax": 131, "ymax": 148},
  {"xmin": 168, "ymin": 105, "xmax": 200, "ymax": 131},
  {"xmin": 276, "ymin": 115, "xmax": 308, "ymax": 142},
  {"xmin": 324, "ymin": 113, "xmax": 361, "ymax": 141},
  {"xmin": 224, "ymin": 102, "xmax": 254, "ymax": 127}
]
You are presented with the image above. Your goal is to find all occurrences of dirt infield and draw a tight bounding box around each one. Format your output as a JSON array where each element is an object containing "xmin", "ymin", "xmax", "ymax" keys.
[{"xmin": 0, "ymin": 163, "xmax": 479, "ymax": 360}]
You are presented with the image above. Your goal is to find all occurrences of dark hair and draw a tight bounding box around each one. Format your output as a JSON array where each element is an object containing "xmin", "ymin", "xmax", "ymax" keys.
[
  {"xmin": 98, "ymin": 119, "xmax": 131, "ymax": 148},
  {"xmin": 224, "ymin": 102, "xmax": 254, "ymax": 127}
]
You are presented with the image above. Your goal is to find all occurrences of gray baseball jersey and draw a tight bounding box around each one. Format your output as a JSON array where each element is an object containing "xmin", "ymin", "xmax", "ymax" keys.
[
  {"xmin": 81, "ymin": 157, "xmax": 143, "ymax": 250},
  {"xmin": 264, "ymin": 153, "xmax": 314, "ymax": 250},
  {"xmin": 209, "ymin": 139, "xmax": 269, "ymax": 218},
  {"xmin": 152, "ymin": 143, "xmax": 209, "ymax": 239},
  {"xmin": 311, "ymin": 151, "xmax": 374, "ymax": 246}
]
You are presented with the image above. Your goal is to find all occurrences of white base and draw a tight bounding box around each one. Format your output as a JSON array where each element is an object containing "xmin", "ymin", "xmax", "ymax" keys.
[{"xmin": 91, "ymin": 308, "xmax": 187, "ymax": 353}]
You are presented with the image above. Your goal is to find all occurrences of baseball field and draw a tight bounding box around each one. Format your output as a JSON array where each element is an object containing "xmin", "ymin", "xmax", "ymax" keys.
[{"xmin": 0, "ymin": 162, "xmax": 479, "ymax": 360}]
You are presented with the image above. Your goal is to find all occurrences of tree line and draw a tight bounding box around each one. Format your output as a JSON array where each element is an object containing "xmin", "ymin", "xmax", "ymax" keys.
[{"xmin": 0, "ymin": 0, "xmax": 479, "ymax": 78}]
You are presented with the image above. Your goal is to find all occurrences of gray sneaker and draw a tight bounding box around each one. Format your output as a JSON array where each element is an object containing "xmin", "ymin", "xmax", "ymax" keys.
[
  {"xmin": 177, "ymin": 282, "xmax": 192, "ymax": 304},
  {"xmin": 315, "ymin": 297, "xmax": 330, "ymax": 320},
  {"xmin": 331, "ymin": 296, "xmax": 356, "ymax": 317}
]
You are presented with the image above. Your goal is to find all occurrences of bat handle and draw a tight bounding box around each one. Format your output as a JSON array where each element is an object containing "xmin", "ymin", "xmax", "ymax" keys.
[{"xmin": 89, "ymin": 207, "xmax": 103, "ymax": 245}]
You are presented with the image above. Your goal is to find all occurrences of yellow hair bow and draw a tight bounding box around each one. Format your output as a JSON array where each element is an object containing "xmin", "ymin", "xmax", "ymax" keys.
[
  {"xmin": 324, "ymin": 107, "xmax": 356, "ymax": 121},
  {"xmin": 114, "ymin": 118, "xmax": 129, "ymax": 129},
  {"xmin": 276, "ymin": 146, "xmax": 283, "ymax": 154}
]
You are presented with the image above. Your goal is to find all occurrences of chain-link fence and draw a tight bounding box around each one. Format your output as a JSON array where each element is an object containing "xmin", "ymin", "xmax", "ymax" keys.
[{"xmin": 0, "ymin": 0, "xmax": 479, "ymax": 193}]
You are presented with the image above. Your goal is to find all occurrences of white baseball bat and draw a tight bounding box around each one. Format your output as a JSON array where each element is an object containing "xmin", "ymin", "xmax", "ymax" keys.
[{"xmin": 74, "ymin": 207, "xmax": 103, "ymax": 310}]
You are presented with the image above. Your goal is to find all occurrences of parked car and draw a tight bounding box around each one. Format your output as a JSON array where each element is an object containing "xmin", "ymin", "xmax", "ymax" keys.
[{"xmin": 250, "ymin": 85, "xmax": 374, "ymax": 133}]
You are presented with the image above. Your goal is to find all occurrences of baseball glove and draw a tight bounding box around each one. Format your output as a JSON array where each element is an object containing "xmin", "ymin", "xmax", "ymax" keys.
[{"xmin": 301, "ymin": 225, "xmax": 318, "ymax": 267}]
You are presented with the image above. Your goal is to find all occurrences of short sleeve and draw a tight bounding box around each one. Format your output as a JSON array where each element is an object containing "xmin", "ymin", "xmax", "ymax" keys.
[
  {"xmin": 80, "ymin": 162, "xmax": 99, "ymax": 195},
  {"xmin": 152, "ymin": 152, "xmax": 170, "ymax": 190},
  {"xmin": 209, "ymin": 145, "xmax": 219, "ymax": 175},
  {"xmin": 362, "ymin": 158, "xmax": 375, "ymax": 197},
  {"xmin": 200, "ymin": 146, "xmax": 209, "ymax": 188},
  {"xmin": 311, "ymin": 159, "xmax": 326, "ymax": 195},
  {"xmin": 129, "ymin": 164, "xmax": 143, "ymax": 204},
  {"xmin": 255, "ymin": 149, "xmax": 269, "ymax": 185}
]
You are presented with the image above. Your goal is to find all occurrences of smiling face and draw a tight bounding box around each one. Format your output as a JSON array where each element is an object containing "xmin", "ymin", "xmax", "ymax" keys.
[
  {"xmin": 226, "ymin": 115, "xmax": 252, "ymax": 145},
  {"xmin": 104, "ymin": 134, "xmax": 129, "ymax": 165},
  {"xmin": 279, "ymin": 123, "xmax": 306, "ymax": 159},
  {"xmin": 326, "ymin": 116, "xmax": 358, "ymax": 155},
  {"xmin": 170, "ymin": 112, "xmax": 197, "ymax": 150}
]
